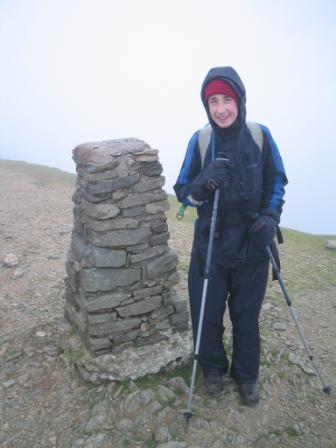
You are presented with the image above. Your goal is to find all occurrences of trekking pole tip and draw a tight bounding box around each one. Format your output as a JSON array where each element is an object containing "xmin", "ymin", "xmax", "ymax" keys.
[
  {"xmin": 183, "ymin": 411, "xmax": 193, "ymax": 422},
  {"xmin": 323, "ymin": 385, "xmax": 331, "ymax": 395}
]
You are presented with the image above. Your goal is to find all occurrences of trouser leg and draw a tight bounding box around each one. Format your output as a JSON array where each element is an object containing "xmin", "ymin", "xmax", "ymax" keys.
[
  {"xmin": 228, "ymin": 259, "xmax": 269, "ymax": 384},
  {"xmin": 188, "ymin": 247, "xmax": 229, "ymax": 376}
]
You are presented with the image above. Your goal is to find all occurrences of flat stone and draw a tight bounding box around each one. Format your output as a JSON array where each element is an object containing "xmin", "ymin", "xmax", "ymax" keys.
[
  {"xmin": 82, "ymin": 201, "xmax": 120, "ymax": 220},
  {"xmin": 150, "ymin": 232, "xmax": 170, "ymax": 246},
  {"xmin": 81, "ymin": 217, "xmax": 115, "ymax": 232},
  {"xmin": 83, "ymin": 246, "xmax": 127, "ymax": 268},
  {"xmin": 166, "ymin": 294, "xmax": 187, "ymax": 312},
  {"xmin": 140, "ymin": 162, "xmax": 163, "ymax": 176},
  {"xmin": 87, "ymin": 312, "xmax": 117, "ymax": 324},
  {"xmin": 121, "ymin": 205, "xmax": 145, "ymax": 217},
  {"xmin": 130, "ymin": 246, "xmax": 168, "ymax": 264},
  {"xmin": 132, "ymin": 176, "xmax": 165, "ymax": 193},
  {"xmin": 326, "ymin": 240, "xmax": 336, "ymax": 250},
  {"xmin": 134, "ymin": 154, "xmax": 158, "ymax": 162},
  {"xmin": 133, "ymin": 285, "xmax": 163, "ymax": 300},
  {"xmin": 272, "ymin": 322, "xmax": 287, "ymax": 331},
  {"xmin": 3, "ymin": 379, "xmax": 16, "ymax": 389},
  {"xmin": 89, "ymin": 317, "xmax": 141, "ymax": 337},
  {"xmin": 14, "ymin": 267, "xmax": 24, "ymax": 278},
  {"xmin": 3, "ymin": 253, "xmax": 19, "ymax": 267},
  {"xmin": 110, "ymin": 318, "xmax": 143, "ymax": 334},
  {"xmin": 145, "ymin": 200, "xmax": 170, "ymax": 214},
  {"xmin": 77, "ymin": 165, "xmax": 119, "ymax": 181},
  {"xmin": 86, "ymin": 173, "xmax": 139, "ymax": 195},
  {"xmin": 170, "ymin": 310, "xmax": 189, "ymax": 325},
  {"xmin": 86, "ymin": 292, "xmax": 132, "ymax": 312},
  {"xmin": 152, "ymin": 222, "xmax": 168, "ymax": 234},
  {"xmin": 73, "ymin": 139, "xmax": 149, "ymax": 166},
  {"xmin": 80, "ymin": 267, "xmax": 141, "ymax": 291},
  {"xmin": 146, "ymin": 249, "xmax": 178, "ymax": 279},
  {"xmin": 117, "ymin": 295, "xmax": 162, "ymax": 317},
  {"xmin": 118, "ymin": 191, "xmax": 167, "ymax": 209},
  {"xmin": 85, "ymin": 227, "xmax": 151, "ymax": 248}
]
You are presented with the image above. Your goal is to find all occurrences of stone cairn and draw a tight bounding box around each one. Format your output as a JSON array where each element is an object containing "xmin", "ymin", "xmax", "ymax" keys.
[{"xmin": 64, "ymin": 138, "xmax": 191, "ymax": 381}]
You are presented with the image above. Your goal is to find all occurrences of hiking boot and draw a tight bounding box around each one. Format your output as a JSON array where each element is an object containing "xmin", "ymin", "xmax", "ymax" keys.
[
  {"xmin": 238, "ymin": 383, "xmax": 259, "ymax": 406},
  {"xmin": 203, "ymin": 375, "xmax": 223, "ymax": 395}
]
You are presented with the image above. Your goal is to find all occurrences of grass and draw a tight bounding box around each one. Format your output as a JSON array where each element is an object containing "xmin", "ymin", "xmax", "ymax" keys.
[{"xmin": 0, "ymin": 159, "xmax": 76, "ymax": 187}]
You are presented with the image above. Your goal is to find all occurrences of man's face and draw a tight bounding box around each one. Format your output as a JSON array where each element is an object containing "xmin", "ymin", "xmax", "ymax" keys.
[{"xmin": 208, "ymin": 94, "xmax": 238, "ymax": 128}]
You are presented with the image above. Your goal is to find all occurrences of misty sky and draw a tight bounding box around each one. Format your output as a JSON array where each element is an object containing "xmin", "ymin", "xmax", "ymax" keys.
[{"xmin": 1, "ymin": 0, "xmax": 335, "ymax": 235}]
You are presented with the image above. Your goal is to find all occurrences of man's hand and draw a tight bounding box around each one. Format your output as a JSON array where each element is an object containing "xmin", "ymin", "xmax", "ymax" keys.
[{"xmin": 249, "ymin": 214, "xmax": 277, "ymax": 247}]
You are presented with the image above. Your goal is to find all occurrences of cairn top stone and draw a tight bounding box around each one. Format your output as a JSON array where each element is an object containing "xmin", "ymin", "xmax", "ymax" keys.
[{"xmin": 73, "ymin": 138, "xmax": 154, "ymax": 167}]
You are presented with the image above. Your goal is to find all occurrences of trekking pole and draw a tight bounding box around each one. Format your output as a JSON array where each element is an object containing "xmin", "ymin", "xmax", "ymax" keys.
[
  {"xmin": 266, "ymin": 245, "xmax": 331, "ymax": 394},
  {"xmin": 184, "ymin": 188, "xmax": 221, "ymax": 424}
]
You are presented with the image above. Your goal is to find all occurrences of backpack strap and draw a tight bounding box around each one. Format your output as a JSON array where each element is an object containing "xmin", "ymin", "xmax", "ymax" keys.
[
  {"xmin": 246, "ymin": 121, "xmax": 263, "ymax": 152},
  {"xmin": 198, "ymin": 121, "xmax": 264, "ymax": 167},
  {"xmin": 198, "ymin": 124, "xmax": 212, "ymax": 168}
]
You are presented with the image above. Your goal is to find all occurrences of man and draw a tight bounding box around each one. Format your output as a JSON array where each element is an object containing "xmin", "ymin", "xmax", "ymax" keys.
[{"xmin": 174, "ymin": 66, "xmax": 287, "ymax": 405}]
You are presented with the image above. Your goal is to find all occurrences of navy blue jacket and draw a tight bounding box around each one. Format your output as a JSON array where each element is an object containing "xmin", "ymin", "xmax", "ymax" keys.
[{"xmin": 174, "ymin": 67, "xmax": 288, "ymax": 267}]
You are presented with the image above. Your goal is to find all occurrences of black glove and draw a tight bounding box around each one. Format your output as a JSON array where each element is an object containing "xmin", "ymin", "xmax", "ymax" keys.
[
  {"xmin": 190, "ymin": 159, "xmax": 231, "ymax": 202},
  {"xmin": 249, "ymin": 214, "xmax": 277, "ymax": 247}
]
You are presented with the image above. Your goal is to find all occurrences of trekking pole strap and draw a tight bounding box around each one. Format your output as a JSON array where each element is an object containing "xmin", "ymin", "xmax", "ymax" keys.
[{"xmin": 176, "ymin": 204, "xmax": 187, "ymax": 220}]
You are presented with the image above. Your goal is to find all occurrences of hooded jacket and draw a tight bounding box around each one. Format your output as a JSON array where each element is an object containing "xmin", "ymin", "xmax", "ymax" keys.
[{"xmin": 174, "ymin": 66, "xmax": 288, "ymax": 267}]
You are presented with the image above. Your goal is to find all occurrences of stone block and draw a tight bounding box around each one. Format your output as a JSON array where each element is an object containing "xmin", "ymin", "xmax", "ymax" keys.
[
  {"xmin": 73, "ymin": 139, "xmax": 149, "ymax": 167},
  {"xmin": 84, "ymin": 246, "xmax": 127, "ymax": 268},
  {"xmin": 132, "ymin": 176, "xmax": 165, "ymax": 193},
  {"xmin": 145, "ymin": 200, "xmax": 169, "ymax": 214},
  {"xmin": 77, "ymin": 165, "xmax": 119, "ymax": 182},
  {"xmin": 133, "ymin": 285, "xmax": 163, "ymax": 300},
  {"xmin": 140, "ymin": 162, "xmax": 163, "ymax": 176},
  {"xmin": 86, "ymin": 173, "xmax": 139, "ymax": 195},
  {"xmin": 146, "ymin": 249, "xmax": 178, "ymax": 280},
  {"xmin": 88, "ymin": 337, "xmax": 112, "ymax": 351},
  {"xmin": 117, "ymin": 295, "xmax": 162, "ymax": 317},
  {"xmin": 150, "ymin": 232, "xmax": 170, "ymax": 246},
  {"xmin": 86, "ymin": 292, "xmax": 132, "ymax": 313},
  {"xmin": 82, "ymin": 201, "xmax": 120, "ymax": 220},
  {"xmin": 80, "ymin": 267, "xmax": 141, "ymax": 291},
  {"xmin": 152, "ymin": 222, "xmax": 168, "ymax": 234},
  {"xmin": 84, "ymin": 227, "xmax": 151, "ymax": 248},
  {"xmin": 129, "ymin": 246, "xmax": 167, "ymax": 264},
  {"xmin": 89, "ymin": 317, "xmax": 142, "ymax": 337},
  {"xmin": 165, "ymin": 293, "xmax": 187, "ymax": 312},
  {"xmin": 121, "ymin": 205, "xmax": 145, "ymax": 217},
  {"xmin": 170, "ymin": 310, "xmax": 189, "ymax": 325},
  {"xmin": 118, "ymin": 191, "xmax": 167, "ymax": 209},
  {"xmin": 87, "ymin": 312, "xmax": 117, "ymax": 325}
]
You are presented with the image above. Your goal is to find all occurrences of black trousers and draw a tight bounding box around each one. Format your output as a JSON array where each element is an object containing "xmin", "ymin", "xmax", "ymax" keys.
[{"xmin": 188, "ymin": 246, "xmax": 269, "ymax": 384}]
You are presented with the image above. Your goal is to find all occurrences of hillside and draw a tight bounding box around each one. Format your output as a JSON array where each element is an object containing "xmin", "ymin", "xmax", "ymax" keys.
[{"xmin": 0, "ymin": 159, "xmax": 335, "ymax": 448}]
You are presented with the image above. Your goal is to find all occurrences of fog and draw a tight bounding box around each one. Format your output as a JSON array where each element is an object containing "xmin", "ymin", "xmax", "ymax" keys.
[{"xmin": 1, "ymin": 0, "xmax": 335, "ymax": 234}]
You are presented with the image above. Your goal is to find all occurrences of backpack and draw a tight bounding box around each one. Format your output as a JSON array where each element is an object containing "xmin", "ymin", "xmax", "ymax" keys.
[{"xmin": 198, "ymin": 121, "xmax": 263, "ymax": 167}]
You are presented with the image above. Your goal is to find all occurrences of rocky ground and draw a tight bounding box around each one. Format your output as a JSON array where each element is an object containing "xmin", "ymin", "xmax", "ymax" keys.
[{"xmin": 0, "ymin": 160, "xmax": 335, "ymax": 448}]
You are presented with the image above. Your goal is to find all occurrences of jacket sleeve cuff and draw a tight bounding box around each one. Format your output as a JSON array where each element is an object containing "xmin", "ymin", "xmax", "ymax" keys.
[
  {"xmin": 187, "ymin": 195, "xmax": 203, "ymax": 207},
  {"xmin": 261, "ymin": 209, "xmax": 281, "ymax": 224}
]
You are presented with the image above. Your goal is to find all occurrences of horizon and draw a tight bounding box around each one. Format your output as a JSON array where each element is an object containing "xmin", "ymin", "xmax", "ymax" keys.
[{"xmin": 1, "ymin": 157, "xmax": 335, "ymax": 238}]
